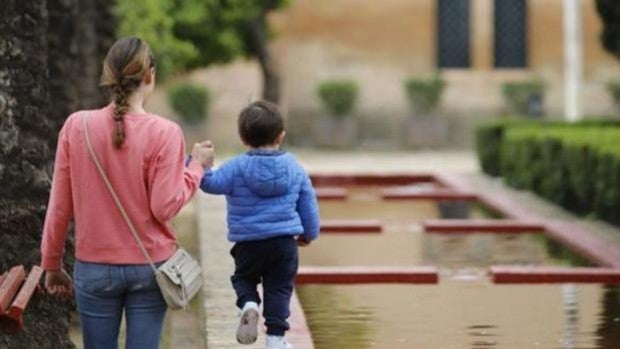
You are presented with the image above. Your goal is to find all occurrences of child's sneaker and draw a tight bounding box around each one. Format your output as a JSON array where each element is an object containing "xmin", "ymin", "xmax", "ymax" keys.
[
  {"xmin": 236, "ymin": 301, "xmax": 259, "ymax": 344},
  {"xmin": 265, "ymin": 335, "xmax": 293, "ymax": 349}
]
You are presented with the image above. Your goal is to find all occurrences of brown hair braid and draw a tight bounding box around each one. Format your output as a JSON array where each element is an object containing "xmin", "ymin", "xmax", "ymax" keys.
[{"xmin": 100, "ymin": 37, "xmax": 155, "ymax": 148}]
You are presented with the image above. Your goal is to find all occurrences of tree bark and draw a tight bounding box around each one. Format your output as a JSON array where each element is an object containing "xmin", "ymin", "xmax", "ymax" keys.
[
  {"xmin": 75, "ymin": 0, "xmax": 116, "ymax": 109},
  {"xmin": 48, "ymin": 0, "xmax": 79, "ymax": 140},
  {"xmin": 95, "ymin": 0, "xmax": 116, "ymax": 68},
  {"xmin": 248, "ymin": 16, "xmax": 281, "ymax": 104},
  {"xmin": 0, "ymin": 1, "xmax": 75, "ymax": 347}
]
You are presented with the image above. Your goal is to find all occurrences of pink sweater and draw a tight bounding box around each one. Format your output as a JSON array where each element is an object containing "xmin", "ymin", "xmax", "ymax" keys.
[{"xmin": 41, "ymin": 105, "xmax": 204, "ymax": 270}]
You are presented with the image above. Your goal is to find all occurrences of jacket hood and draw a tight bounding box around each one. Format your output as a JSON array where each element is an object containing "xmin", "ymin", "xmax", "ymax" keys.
[{"xmin": 243, "ymin": 150, "xmax": 292, "ymax": 197}]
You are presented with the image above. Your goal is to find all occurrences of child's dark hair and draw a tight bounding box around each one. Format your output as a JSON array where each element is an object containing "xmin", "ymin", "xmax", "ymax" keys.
[{"xmin": 238, "ymin": 100, "xmax": 284, "ymax": 148}]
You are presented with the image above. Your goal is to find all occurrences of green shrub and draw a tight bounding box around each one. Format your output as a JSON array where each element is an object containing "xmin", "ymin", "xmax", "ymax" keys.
[
  {"xmin": 317, "ymin": 80, "xmax": 358, "ymax": 116},
  {"xmin": 482, "ymin": 123, "xmax": 620, "ymax": 225},
  {"xmin": 168, "ymin": 83, "xmax": 210, "ymax": 124},
  {"xmin": 475, "ymin": 118, "xmax": 620, "ymax": 177},
  {"xmin": 403, "ymin": 76, "xmax": 445, "ymax": 114},
  {"xmin": 475, "ymin": 118, "xmax": 529, "ymax": 177},
  {"xmin": 502, "ymin": 80, "xmax": 545, "ymax": 116}
]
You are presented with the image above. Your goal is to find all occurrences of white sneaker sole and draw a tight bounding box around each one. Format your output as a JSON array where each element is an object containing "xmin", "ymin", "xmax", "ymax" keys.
[{"xmin": 236, "ymin": 307, "xmax": 259, "ymax": 344}]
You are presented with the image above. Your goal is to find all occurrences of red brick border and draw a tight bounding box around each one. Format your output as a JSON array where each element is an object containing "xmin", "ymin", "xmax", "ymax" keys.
[
  {"xmin": 321, "ymin": 219, "xmax": 382, "ymax": 233},
  {"xmin": 0, "ymin": 266, "xmax": 25, "ymax": 316},
  {"xmin": 315, "ymin": 187, "xmax": 348, "ymax": 200},
  {"xmin": 382, "ymin": 188, "xmax": 477, "ymax": 201},
  {"xmin": 310, "ymin": 174, "xmax": 438, "ymax": 187},
  {"xmin": 490, "ymin": 266, "xmax": 620, "ymax": 284},
  {"xmin": 297, "ymin": 266, "xmax": 439, "ymax": 284},
  {"xmin": 288, "ymin": 291, "xmax": 315, "ymax": 349},
  {"xmin": 423, "ymin": 219, "xmax": 545, "ymax": 233}
]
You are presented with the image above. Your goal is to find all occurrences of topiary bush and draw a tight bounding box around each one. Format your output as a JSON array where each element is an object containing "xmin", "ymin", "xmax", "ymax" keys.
[
  {"xmin": 403, "ymin": 76, "xmax": 445, "ymax": 114},
  {"xmin": 317, "ymin": 80, "xmax": 358, "ymax": 117},
  {"xmin": 168, "ymin": 83, "xmax": 210, "ymax": 124},
  {"xmin": 501, "ymin": 80, "xmax": 545, "ymax": 117}
]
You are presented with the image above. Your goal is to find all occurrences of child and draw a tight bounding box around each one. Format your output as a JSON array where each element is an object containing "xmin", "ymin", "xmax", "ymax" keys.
[{"xmin": 199, "ymin": 100, "xmax": 320, "ymax": 349}]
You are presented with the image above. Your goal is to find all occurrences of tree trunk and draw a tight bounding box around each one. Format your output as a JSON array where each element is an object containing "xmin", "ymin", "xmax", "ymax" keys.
[
  {"xmin": 248, "ymin": 17, "xmax": 281, "ymax": 104},
  {"xmin": 596, "ymin": 0, "xmax": 620, "ymax": 59},
  {"xmin": 75, "ymin": 0, "xmax": 116, "ymax": 109},
  {"xmin": 0, "ymin": 1, "xmax": 75, "ymax": 347},
  {"xmin": 95, "ymin": 0, "xmax": 116, "ymax": 67},
  {"xmin": 48, "ymin": 0, "xmax": 79, "ymax": 140}
]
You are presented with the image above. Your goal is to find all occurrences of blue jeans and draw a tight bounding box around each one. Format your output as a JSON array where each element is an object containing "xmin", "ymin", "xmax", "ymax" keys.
[{"xmin": 74, "ymin": 260, "xmax": 167, "ymax": 349}]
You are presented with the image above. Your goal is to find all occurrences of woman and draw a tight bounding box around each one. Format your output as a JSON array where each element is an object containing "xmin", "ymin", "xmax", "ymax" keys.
[{"xmin": 40, "ymin": 37, "xmax": 214, "ymax": 348}]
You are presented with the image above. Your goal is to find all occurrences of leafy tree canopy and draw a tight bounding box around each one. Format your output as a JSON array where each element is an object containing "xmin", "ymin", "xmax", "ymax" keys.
[
  {"xmin": 596, "ymin": 0, "xmax": 620, "ymax": 59},
  {"xmin": 116, "ymin": 0, "xmax": 288, "ymax": 79}
]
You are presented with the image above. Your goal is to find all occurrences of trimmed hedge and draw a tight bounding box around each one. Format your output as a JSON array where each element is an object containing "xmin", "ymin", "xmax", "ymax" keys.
[
  {"xmin": 476, "ymin": 119, "xmax": 620, "ymax": 225},
  {"xmin": 476, "ymin": 118, "xmax": 620, "ymax": 177},
  {"xmin": 475, "ymin": 119, "xmax": 528, "ymax": 176}
]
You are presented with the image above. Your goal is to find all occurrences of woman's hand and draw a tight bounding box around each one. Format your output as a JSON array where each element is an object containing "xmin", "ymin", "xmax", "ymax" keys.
[
  {"xmin": 192, "ymin": 140, "xmax": 215, "ymax": 169},
  {"xmin": 45, "ymin": 269, "xmax": 73, "ymax": 298}
]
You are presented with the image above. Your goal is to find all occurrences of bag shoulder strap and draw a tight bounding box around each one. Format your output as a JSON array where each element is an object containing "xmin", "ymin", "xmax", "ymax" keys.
[{"xmin": 82, "ymin": 112, "xmax": 158, "ymax": 272}]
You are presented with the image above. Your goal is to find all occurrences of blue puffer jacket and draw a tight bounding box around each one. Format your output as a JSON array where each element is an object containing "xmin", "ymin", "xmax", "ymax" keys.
[{"xmin": 199, "ymin": 149, "xmax": 320, "ymax": 243}]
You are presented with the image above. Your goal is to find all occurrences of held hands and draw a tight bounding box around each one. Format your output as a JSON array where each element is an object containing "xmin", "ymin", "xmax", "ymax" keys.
[
  {"xmin": 45, "ymin": 269, "xmax": 73, "ymax": 298},
  {"xmin": 192, "ymin": 140, "xmax": 215, "ymax": 169}
]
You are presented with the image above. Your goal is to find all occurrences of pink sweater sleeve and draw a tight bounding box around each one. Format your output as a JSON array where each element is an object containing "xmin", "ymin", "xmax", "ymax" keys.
[
  {"xmin": 149, "ymin": 125, "xmax": 204, "ymax": 224},
  {"xmin": 41, "ymin": 123, "xmax": 73, "ymax": 270}
]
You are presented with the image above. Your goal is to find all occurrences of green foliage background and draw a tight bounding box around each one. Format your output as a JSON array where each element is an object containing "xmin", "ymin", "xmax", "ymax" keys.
[{"xmin": 116, "ymin": 0, "xmax": 288, "ymax": 79}]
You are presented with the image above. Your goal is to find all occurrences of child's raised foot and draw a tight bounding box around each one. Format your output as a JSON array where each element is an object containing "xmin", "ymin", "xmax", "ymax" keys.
[{"xmin": 236, "ymin": 301, "xmax": 260, "ymax": 344}]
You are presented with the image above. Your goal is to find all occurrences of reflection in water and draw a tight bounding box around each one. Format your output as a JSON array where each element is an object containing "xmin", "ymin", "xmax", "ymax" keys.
[
  {"xmin": 298, "ymin": 284, "xmax": 620, "ymax": 348},
  {"xmin": 423, "ymin": 233, "xmax": 592, "ymax": 272},
  {"xmin": 297, "ymin": 285, "xmax": 374, "ymax": 349},
  {"xmin": 597, "ymin": 286, "xmax": 620, "ymax": 349},
  {"xmin": 467, "ymin": 324, "xmax": 498, "ymax": 348},
  {"xmin": 561, "ymin": 284, "xmax": 578, "ymax": 349}
]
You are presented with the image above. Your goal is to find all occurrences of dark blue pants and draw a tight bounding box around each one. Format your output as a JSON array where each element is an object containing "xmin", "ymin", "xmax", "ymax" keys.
[{"xmin": 230, "ymin": 235, "xmax": 298, "ymax": 336}]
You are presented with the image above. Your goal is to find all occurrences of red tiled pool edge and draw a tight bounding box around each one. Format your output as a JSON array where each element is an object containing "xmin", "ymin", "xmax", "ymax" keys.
[
  {"xmin": 315, "ymin": 187, "xmax": 348, "ymax": 200},
  {"xmin": 289, "ymin": 290, "xmax": 315, "ymax": 349},
  {"xmin": 382, "ymin": 188, "xmax": 478, "ymax": 201},
  {"xmin": 296, "ymin": 266, "xmax": 439, "ymax": 284},
  {"xmin": 490, "ymin": 266, "xmax": 620, "ymax": 284},
  {"xmin": 310, "ymin": 174, "xmax": 438, "ymax": 187},
  {"xmin": 321, "ymin": 219, "xmax": 383, "ymax": 233}
]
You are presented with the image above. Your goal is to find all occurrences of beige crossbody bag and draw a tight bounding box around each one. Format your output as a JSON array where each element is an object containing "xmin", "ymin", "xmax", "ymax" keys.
[{"xmin": 82, "ymin": 113, "xmax": 202, "ymax": 310}]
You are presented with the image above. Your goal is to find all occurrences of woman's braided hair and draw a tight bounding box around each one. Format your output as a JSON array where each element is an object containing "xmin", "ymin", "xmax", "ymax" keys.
[{"xmin": 100, "ymin": 37, "xmax": 155, "ymax": 148}]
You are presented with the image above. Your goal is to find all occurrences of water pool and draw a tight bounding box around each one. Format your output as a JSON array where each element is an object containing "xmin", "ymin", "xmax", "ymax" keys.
[
  {"xmin": 298, "ymin": 283, "xmax": 620, "ymax": 349},
  {"xmin": 297, "ymin": 184, "xmax": 618, "ymax": 348}
]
